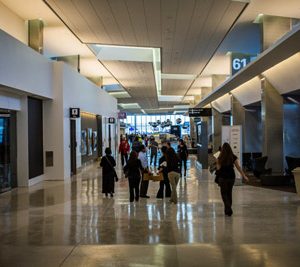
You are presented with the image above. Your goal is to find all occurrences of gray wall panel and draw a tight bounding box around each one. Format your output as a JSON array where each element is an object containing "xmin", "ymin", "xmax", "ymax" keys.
[{"xmin": 283, "ymin": 104, "xmax": 300, "ymax": 160}]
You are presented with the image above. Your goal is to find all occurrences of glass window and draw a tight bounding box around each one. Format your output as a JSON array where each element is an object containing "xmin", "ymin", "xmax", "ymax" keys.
[{"xmin": 136, "ymin": 115, "xmax": 141, "ymax": 134}]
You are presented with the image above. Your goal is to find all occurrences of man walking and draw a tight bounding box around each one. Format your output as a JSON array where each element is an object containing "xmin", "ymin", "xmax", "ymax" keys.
[
  {"xmin": 139, "ymin": 145, "xmax": 150, "ymax": 198},
  {"xmin": 149, "ymin": 136, "xmax": 158, "ymax": 168}
]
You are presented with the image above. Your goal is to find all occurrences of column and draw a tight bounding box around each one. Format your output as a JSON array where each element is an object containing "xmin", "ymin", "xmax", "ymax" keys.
[
  {"xmin": 28, "ymin": 19, "xmax": 44, "ymax": 54},
  {"xmin": 52, "ymin": 55, "xmax": 80, "ymax": 73},
  {"xmin": 211, "ymin": 75, "xmax": 227, "ymax": 150},
  {"xmin": 231, "ymin": 95, "xmax": 245, "ymax": 151},
  {"xmin": 212, "ymin": 108, "xmax": 222, "ymax": 153},
  {"xmin": 261, "ymin": 15, "xmax": 291, "ymax": 51},
  {"xmin": 261, "ymin": 77, "xmax": 283, "ymax": 173}
]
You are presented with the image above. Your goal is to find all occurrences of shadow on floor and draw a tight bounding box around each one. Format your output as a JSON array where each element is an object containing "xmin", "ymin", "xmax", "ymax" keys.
[{"xmin": 245, "ymin": 175, "xmax": 296, "ymax": 193}]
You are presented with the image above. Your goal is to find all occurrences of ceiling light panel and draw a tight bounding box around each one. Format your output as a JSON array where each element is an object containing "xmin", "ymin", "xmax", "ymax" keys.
[
  {"xmin": 118, "ymin": 103, "xmax": 141, "ymax": 109},
  {"xmin": 161, "ymin": 73, "xmax": 197, "ymax": 80},
  {"xmin": 183, "ymin": 96, "xmax": 195, "ymax": 101},
  {"xmin": 158, "ymin": 95, "xmax": 183, "ymax": 102},
  {"xmin": 173, "ymin": 105, "xmax": 190, "ymax": 109},
  {"xmin": 103, "ymin": 84, "xmax": 124, "ymax": 92},
  {"xmin": 109, "ymin": 92, "xmax": 131, "ymax": 99},
  {"xmin": 89, "ymin": 44, "xmax": 153, "ymax": 62}
]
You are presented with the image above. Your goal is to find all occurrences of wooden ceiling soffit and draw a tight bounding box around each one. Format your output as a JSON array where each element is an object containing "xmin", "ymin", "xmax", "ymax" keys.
[{"xmin": 161, "ymin": 79, "xmax": 193, "ymax": 95}]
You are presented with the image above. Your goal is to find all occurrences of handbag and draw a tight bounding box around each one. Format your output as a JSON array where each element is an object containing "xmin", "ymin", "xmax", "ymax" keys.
[
  {"xmin": 214, "ymin": 169, "xmax": 221, "ymax": 185},
  {"xmin": 105, "ymin": 156, "xmax": 119, "ymax": 182}
]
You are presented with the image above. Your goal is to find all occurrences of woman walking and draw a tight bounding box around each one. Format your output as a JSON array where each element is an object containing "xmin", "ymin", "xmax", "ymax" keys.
[
  {"xmin": 166, "ymin": 147, "xmax": 180, "ymax": 204},
  {"xmin": 156, "ymin": 146, "xmax": 172, "ymax": 199},
  {"xmin": 177, "ymin": 139, "xmax": 188, "ymax": 177},
  {"xmin": 100, "ymin": 147, "xmax": 117, "ymax": 198},
  {"xmin": 119, "ymin": 137, "xmax": 130, "ymax": 166},
  {"xmin": 124, "ymin": 151, "xmax": 144, "ymax": 202},
  {"xmin": 216, "ymin": 143, "xmax": 248, "ymax": 216}
]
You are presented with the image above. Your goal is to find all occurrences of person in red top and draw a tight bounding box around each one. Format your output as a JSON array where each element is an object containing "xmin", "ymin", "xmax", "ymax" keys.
[{"xmin": 119, "ymin": 137, "xmax": 130, "ymax": 166}]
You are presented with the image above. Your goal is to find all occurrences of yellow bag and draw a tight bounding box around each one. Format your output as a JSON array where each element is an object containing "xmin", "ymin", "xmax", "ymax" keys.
[
  {"xmin": 143, "ymin": 173, "xmax": 152, "ymax": 181},
  {"xmin": 152, "ymin": 173, "xmax": 163, "ymax": 181},
  {"xmin": 143, "ymin": 172, "xmax": 163, "ymax": 181}
]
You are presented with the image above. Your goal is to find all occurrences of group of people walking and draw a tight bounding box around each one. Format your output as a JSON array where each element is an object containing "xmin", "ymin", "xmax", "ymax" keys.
[
  {"xmin": 123, "ymin": 144, "xmax": 180, "ymax": 203},
  {"xmin": 100, "ymin": 135, "xmax": 249, "ymax": 216}
]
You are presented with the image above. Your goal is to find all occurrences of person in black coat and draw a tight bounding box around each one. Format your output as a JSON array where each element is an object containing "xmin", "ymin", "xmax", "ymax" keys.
[
  {"xmin": 166, "ymin": 147, "xmax": 181, "ymax": 204},
  {"xmin": 132, "ymin": 136, "xmax": 141, "ymax": 153},
  {"xmin": 100, "ymin": 147, "xmax": 117, "ymax": 198},
  {"xmin": 177, "ymin": 139, "xmax": 188, "ymax": 177},
  {"xmin": 156, "ymin": 146, "xmax": 171, "ymax": 199},
  {"xmin": 216, "ymin": 143, "xmax": 249, "ymax": 216},
  {"xmin": 124, "ymin": 151, "xmax": 144, "ymax": 202}
]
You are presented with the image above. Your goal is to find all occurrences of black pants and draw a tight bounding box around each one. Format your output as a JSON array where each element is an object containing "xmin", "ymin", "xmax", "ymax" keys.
[
  {"xmin": 180, "ymin": 158, "xmax": 187, "ymax": 176},
  {"xmin": 156, "ymin": 173, "xmax": 171, "ymax": 198},
  {"xmin": 219, "ymin": 178, "xmax": 235, "ymax": 215},
  {"xmin": 150, "ymin": 153, "xmax": 157, "ymax": 167},
  {"xmin": 121, "ymin": 153, "xmax": 128, "ymax": 166},
  {"xmin": 128, "ymin": 176, "xmax": 141, "ymax": 202},
  {"xmin": 140, "ymin": 172, "xmax": 149, "ymax": 196}
]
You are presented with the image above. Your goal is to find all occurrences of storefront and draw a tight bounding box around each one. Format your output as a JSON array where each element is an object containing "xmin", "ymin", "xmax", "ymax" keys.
[{"xmin": 0, "ymin": 109, "xmax": 17, "ymax": 192}]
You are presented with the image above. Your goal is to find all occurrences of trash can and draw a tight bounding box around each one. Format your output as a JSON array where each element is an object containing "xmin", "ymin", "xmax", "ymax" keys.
[{"xmin": 292, "ymin": 167, "xmax": 300, "ymax": 196}]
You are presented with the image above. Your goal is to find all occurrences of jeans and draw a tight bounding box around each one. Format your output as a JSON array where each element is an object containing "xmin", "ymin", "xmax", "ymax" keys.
[
  {"xmin": 156, "ymin": 173, "xmax": 172, "ymax": 198},
  {"xmin": 219, "ymin": 178, "xmax": 235, "ymax": 215},
  {"xmin": 120, "ymin": 153, "xmax": 128, "ymax": 166},
  {"xmin": 150, "ymin": 153, "xmax": 157, "ymax": 167},
  {"xmin": 180, "ymin": 158, "xmax": 187, "ymax": 176},
  {"xmin": 128, "ymin": 176, "xmax": 141, "ymax": 202},
  {"xmin": 168, "ymin": 171, "xmax": 180, "ymax": 203}
]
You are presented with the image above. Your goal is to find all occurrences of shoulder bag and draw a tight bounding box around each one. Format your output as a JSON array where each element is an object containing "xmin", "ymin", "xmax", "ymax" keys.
[{"xmin": 105, "ymin": 156, "xmax": 119, "ymax": 182}]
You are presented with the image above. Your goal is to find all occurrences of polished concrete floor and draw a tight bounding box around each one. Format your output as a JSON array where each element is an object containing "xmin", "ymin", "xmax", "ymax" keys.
[{"xmin": 1, "ymin": 157, "xmax": 300, "ymax": 266}]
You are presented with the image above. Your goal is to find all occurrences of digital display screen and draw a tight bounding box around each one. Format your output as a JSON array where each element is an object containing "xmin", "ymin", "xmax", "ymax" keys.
[
  {"xmin": 0, "ymin": 118, "xmax": 4, "ymax": 144},
  {"xmin": 197, "ymin": 123, "xmax": 201, "ymax": 144}
]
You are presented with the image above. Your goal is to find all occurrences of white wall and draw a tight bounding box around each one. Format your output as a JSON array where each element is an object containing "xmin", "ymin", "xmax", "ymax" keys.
[
  {"xmin": 43, "ymin": 62, "xmax": 118, "ymax": 181},
  {"xmin": 0, "ymin": 28, "xmax": 118, "ymax": 184},
  {"xmin": 62, "ymin": 63, "xmax": 118, "ymax": 178},
  {"xmin": 0, "ymin": 2, "xmax": 27, "ymax": 44},
  {"xmin": 0, "ymin": 29, "xmax": 53, "ymax": 99},
  {"xmin": 43, "ymin": 63, "xmax": 65, "ymax": 181},
  {"xmin": 0, "ymin": 89, "xmax": 21, "ymax": 110}
]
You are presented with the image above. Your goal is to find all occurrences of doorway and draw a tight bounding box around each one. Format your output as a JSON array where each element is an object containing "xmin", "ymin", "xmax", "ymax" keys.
[
  {"xmin": 70, "ymin": 119, "xmax": 77, "ymax": 175},
  {"xmin": 0, "ymin": 112, "xmax": 11, "ymax": 192},
  {"xmin": 108, "ymin": 124, "xmax": 112, "ymax": 150}
]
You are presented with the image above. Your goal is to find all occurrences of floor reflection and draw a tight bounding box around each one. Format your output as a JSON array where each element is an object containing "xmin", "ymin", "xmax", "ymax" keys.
[{"xmin": 1, "ymin": 157, "xmax": 300, "ymax": 266}]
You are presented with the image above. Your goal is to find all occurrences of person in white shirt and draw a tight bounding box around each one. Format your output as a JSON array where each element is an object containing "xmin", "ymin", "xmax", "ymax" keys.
[{"xmin": 138, "ymin": 145, "xmax": 150, "ymax": 198}]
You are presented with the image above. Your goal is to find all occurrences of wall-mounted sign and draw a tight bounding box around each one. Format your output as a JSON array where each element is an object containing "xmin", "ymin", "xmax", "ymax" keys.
[
  {"xmin": 118, "ymin": 111, "xmax": 127, "ymax": 119},
  {"xmin": 231, "ymin": 52, "xmax": 251, "ymax": 76},
  {"xmin": 120, "ymin": 121, "xmax": 126, "ymax": 128},
  {"xmin": 108, "ymin": 117, "xmax": 115, "ymax": 124},
  {"xmin": 188, "ymin": 108, "xmax": 212, "ymax": 117},
  {"xmin": 70, "ymin": 108, "xmax": 80, "ymax": 118}
]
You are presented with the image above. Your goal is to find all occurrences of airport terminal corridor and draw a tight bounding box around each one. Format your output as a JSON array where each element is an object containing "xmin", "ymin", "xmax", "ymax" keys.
[{"xmin": 0, "ymin": 158, "xmax": 299, "ymax": 267}]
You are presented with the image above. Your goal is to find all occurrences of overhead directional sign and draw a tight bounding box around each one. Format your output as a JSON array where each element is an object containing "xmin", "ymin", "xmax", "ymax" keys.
[
  {"xmin": 188, "ymin": 108, "xmax": 212, "ymax": 117},
  {"xmin": 231, "ymin": 52, "xmax": 252, "ymax": 76}
]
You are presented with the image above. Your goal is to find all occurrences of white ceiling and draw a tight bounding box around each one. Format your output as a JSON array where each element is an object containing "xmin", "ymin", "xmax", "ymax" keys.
[
  {"xmin": 1, "ymin": 0, "xmax": 300, "ymax": 113},
  {"xmin": 43, "ymin": 0, "xmax": 247, "ymax": 111}
]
